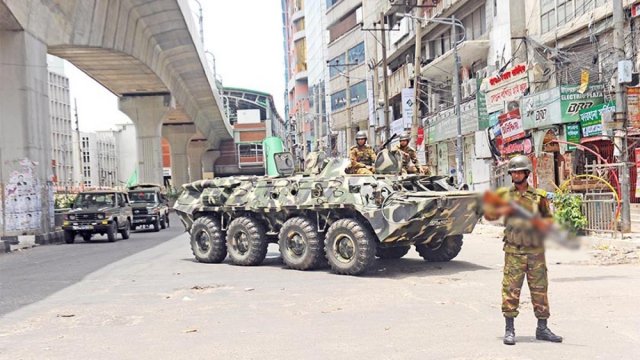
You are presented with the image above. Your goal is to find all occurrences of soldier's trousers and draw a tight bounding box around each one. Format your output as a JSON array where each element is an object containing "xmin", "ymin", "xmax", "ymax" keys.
[
  {"xmin": 502, "ymin": 252, "xmax": 550, "ymax": 319},
  {"xmin": 354, "ymin": 167, "xmax": 373, "ymax": 175}
]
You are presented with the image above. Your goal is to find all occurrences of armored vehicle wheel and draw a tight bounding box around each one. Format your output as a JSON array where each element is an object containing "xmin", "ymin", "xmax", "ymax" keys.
[
  {"xmin": 226, "ymin": 216, "xmax": 268, "ymax": 266},
  {"xmin": 160, "ymin": 216, "xmax": 167, "ymax": 229},
  {"xmin": 324, "ymin": 218, "xmax": 376, "ymax": 275},
  {"xmin": 82, "ymin": 233, "xmax": 92, "ymax": 242},
  {"xmin": 64, "ymin": 230, "xmax": 75, "ymax": 244},
  {"xmin": 120, "ymin": 220, "xmax": 131, "ymax": 239},
  {"xmin": 106, "ymin": 223, "xmax": 117, "ymax": 242},
  {"xmin": 376, "ymin": 245, "xmax": 410, "ymax": 259},
  {"xmin": 190, "ymin": 216, "xmax": 227, "ymax": 263},
  {"xmin": 415, "ymin": 235, "xmax": 463, "ymax": 262},
  {"xmin": 278, "ymin": 217, "xmax": 325, "ymax": 270}
]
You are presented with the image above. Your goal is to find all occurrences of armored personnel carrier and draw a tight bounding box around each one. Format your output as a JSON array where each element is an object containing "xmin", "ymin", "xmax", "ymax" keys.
[{"xmin": 174, "ymin": 149, "xmax": 482, "ymax": 275}]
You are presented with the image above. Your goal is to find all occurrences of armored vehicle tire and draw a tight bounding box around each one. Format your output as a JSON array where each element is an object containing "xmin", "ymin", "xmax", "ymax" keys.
[
  {"xmin": 82, "ymin": 233, "xmax": 92, "ymax": 242},
  {"xmin": 120, "ymin": 220, "xmax": 131, "ymax": 239},
  {"xmin": 160, "ymin": 216, "xmax": 167, "ymax": 229},
  {"xmin": 190, "ymin": 216, "xmax": 227, "ymax": 263},
  {"xmin": 106, "ymin": 223, "xmax": 117, "ymax": 242},
  {"xmin": 278, "ymin": 217, "xmax": 325, "ymax": 270},
  {"xmin": 64, "ymin": 230, "xmax": 75, "ymax": 244},
  {"xmin": 376, "ymin": 245, "xmax": 411, "ymax": 259},
  {"xmin": 226, "ymin": 216, "xmax": 268, "ymax": 266},
  {"xmin": 324, "ymin": 218, "xmax": 376, "ymax": 275},
  {"xmin": 415, "ymin": 235, "xmax": 463, "ymax": 262},
  {"xmin": 153, "ymin": 218, "xmax": 160, "ymax": 232}
]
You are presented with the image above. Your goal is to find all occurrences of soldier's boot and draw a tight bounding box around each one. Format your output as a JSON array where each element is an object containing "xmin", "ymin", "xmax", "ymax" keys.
[
  {"xmin": 536, "ymin": 319, "xmax": 563, "ymax": 343},
  {"xmin": 504, "ymin": 317, "xmax": 516, "ymax": 345}
]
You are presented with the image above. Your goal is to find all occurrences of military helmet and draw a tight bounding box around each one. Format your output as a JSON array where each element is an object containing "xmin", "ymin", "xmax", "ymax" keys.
[
  {"xmin": 507, "ymin": 155, "xmax": 533, "ymax": 173},
  {"xmin": 399, "ymin": 132, "xmax": 411, "ymax": 141},
  {"xmin": 355, "ymin": 130, "xmax": 367, "ymax": 140}
]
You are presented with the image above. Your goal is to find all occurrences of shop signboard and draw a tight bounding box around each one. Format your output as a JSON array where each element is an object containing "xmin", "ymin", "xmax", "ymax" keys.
[
  {"xmin": 484, "ymin": 64, "xmax": 529, "ymax": 113},
  {"xmin": 565, "ymin": 123, "xmax": 581, "ymax": 151},
  {"xmin": 521, "ymin": 84, "xmax": 605, "ymax": 129},
  {"xmin": 401, "ymin": 88, "xmax": 414, "ymax": 128},
  {"xmin": 579, "ymin": 102, "xmax": 615, "ymax": 138},
  {"xmin": 501, "ymin": 135, "xmax": 533, "ymax": 156},
  {"xmin": 499, "ymin": 109, "xmax": 525, "ymax": 143},
  {"xmin": 426, "ymin": 100, "xmax": 479, "ymax": 143},
  {"xmin": 627, "ymin": 87, "xmax": 640, "ymax": 129},
  {"xmin": 560, "ymin": 84, "xmax": 605, "ymax": 123},
  {"xmin": 476, "ymin": 77, "xmax": 490, "ymax": 129}
]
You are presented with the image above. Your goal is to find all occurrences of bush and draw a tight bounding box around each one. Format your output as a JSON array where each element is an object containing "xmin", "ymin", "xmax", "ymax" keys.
[
  {"xmin": 552, "ymin": 190, "xmax": 588, "ymax": 233},
  {"xmin": 54, "ymin": 193, "xmax": 77, "ymax": 209}
]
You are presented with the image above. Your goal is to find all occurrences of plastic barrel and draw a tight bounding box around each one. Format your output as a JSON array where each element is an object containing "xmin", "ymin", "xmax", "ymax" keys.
[{"xmin": 262, "ymin": 136, "xmax": 285, "ymax": 176}]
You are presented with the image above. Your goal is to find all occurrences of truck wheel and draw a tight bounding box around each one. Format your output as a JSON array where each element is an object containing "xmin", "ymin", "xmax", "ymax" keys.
[
  {"xmin": 226, "ymin": 216, "xmax": 268, "ymax": 266},
  {"xmin": 120, "ymin": 220, "xmax": 131, "ymax": 239},
  {"xmin": 82, "ymin": 233, "xmax": 92, "ymax": 242},
  {"xmin": 278, "ymin": 217, "xmax": 325, "ymax": 270},
  {"xmin": 107, "ymin": 222, "xmax": 117, "ymax": 242},
  {"xmin": 160, "ymin": 216, "xmax": 167, "ymax": 229},
  {"xmin": 190, "ymin": 216, "xmax": 226, "ymax": 263},
  {"xmin": 153, "ymin": 217, "xmax": 160, "ymax": 232},
  {"xmin": 376, "ymin": 245, "xmax": 410, "ymax": 259},
  {"xmin": 324, "ymin": 218, "xmax": 376, "ymax": 275},
  {"xmin": 415, "ymin": 235, "xmax": 463, "ymax": 262},
  {"xmin": 64, "ymin": 230, "xmax": 75, "ymax": 244}
]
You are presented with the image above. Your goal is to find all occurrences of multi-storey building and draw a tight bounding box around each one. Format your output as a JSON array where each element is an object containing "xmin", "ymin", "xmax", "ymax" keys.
[
  {"xmin": 47, "ymin": 55, "xmax": 74, "ymax": 190},
  {"xmin": 74, "ymin": 131, "xmax": 118, "ymax": 188},
  {"xmin": 282, "ymin": 0, "xmax": 311, "ymax": 154}
]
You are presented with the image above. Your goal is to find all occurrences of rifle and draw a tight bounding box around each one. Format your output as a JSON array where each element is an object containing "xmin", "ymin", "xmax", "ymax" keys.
[
  {"xmin": 377, "ymin": 133, "xmax": 399, "ymax": 153},
  {"xmin": 483, "ymin": 191, "xmax": 576, "ymax": 248}
]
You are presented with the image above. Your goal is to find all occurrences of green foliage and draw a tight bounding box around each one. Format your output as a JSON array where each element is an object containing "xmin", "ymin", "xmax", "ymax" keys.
[
  {"xmin": 54, "ymin": 193, "xmax": 77, "ymax": 209},
  {"xmin": 552, "ymin": 190, "xmax": 588, "ymax": 233}
]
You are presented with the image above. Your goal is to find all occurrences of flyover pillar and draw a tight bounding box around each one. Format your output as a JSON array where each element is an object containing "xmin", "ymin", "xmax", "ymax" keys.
[
  {"xmin": 0, "ymin": 30, "xmax": 55, "ymax": 239},
  {"xmin": 188, "ymin": 139, "xmax": 208, "ymax": 181},
  {"xmin": 202, "ymin": 150, "xmax": 221, "ymax": 179},
  {"xmin": 163, "ymin": 124, "xmax": 196, "ymax": 189},
  {"xmin": 118, "ymin": 95, "xmax": 170, "ymax": 185}
]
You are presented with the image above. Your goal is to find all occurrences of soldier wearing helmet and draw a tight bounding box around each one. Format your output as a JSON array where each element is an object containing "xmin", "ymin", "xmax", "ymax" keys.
[
  {"xmin": 348, "ymin": 130, "xmax": 377, "ymax": 175},
  {"xmin": 393, "ymin": 132, "xmax": 422, "ymax": 174},
  {"xmin": 484, "ymin": 155, "xmax": 563, "ymax": 345}
]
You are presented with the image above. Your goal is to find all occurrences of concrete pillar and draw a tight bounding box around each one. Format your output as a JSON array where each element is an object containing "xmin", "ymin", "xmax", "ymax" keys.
[
  {"xmin": 118, "ymin": 95, "xmax": 170, "ymax": 185},
  {"xmin": 163, "ymin": 124, "xmax": 196, "ymax": 188},
  {"xmin": 188, "ymin": 139, "xmax": 208, "ymax": 181},
  {"xmin": 0, "ymin": 30, "xmax": 54, "ymax": 238},
  {"xmin": 202, "ymin": 149, "xmax": 221, "ymax": 179}
]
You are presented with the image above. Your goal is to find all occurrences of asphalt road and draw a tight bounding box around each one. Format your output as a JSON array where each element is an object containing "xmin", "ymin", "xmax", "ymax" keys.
[
  {"xmin": 0, "ymin": 223, "xmax": 638, "ymax": 359},
  {"xmin": 0, "ymin": 214, "xmax": 185, "ymax": 316}
]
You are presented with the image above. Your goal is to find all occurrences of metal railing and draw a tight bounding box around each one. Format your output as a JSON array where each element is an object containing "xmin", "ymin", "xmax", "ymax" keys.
[{"xmin": 581, "ymin": 192, "xmax": 618, "ymax": 233}]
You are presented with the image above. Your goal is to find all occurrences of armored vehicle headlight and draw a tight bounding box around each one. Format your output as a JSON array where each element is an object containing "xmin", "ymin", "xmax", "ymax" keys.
[
  {"xmin": 67, "ymin": 214, "xmax": 76, "ymax": 221},
  {"xmin": 97, "ymin": 213, "xmax": 105, "ymax": 219}
]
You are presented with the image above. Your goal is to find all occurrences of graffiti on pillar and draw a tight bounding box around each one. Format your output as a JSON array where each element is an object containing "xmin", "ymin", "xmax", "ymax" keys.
[{"xmin": 3, "ymin": 159, "xmax": 41, "ymax": 232}]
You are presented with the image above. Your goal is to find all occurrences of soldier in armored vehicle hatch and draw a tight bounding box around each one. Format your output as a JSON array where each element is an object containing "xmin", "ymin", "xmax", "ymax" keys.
[{"xmin": 347, "ymin": 131, "xmax": 376, "ymax": 175}]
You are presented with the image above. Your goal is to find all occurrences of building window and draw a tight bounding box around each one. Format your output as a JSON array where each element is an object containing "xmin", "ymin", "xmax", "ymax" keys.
[
  {"xmin": 329, "ymin": 53, "xmax": 345, "ymax": 78},
  {"xmin": 294, "ymin": 38, "xmax": 307, "ymax": 72},
  {"xmin": 348, "ymin": 42, "xmax": 365, "ymax": 65},
  {"xmin": 330, "ymin": 90, "xmax": 347, "ymax": 111},
  {"xmin": 293, "ymin": 18, "xmax": 305, "ymax": 32},
  {"xmin": 349, "ymin": 81, "xmax": 367, "ymax": 105},
  {"xmin": 326, "ymin": 0, "xmax": 339, "ymax": 9}
]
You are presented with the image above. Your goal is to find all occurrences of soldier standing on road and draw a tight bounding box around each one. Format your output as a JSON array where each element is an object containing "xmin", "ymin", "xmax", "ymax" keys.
[
  {"xmin": 484, "ymin": 155, "xmax": 563, "ymax": 345},
  {"xmin": 348, "ymin": 131, "xmax": 377, "ymax": 175},
  {"xmin": 394, "ymin": 132, "xmax": 421, "ymax": 174}
]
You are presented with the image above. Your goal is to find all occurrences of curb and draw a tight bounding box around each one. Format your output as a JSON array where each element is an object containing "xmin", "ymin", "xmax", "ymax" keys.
[{"xmin": 0, "ymin": 230, "xmax": 64, "ymax": 254}]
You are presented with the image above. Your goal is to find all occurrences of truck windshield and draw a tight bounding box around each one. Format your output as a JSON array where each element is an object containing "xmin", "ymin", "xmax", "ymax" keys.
[
  {"xmin": 74, "ymin": 193, "xmax": 115, "ymax": 207},
  {"xmin": 129, "ymin": 191, "xmax": 157, "ymax": 203}
]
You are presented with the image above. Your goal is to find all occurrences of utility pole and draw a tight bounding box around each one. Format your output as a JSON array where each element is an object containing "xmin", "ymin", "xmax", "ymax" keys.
[
  {"xmin": 411, "ymin": 0, "xmax": 423, "ymax": 148},
  {"xmin": 452, "ymin": 15, "xmax": 464, "ymax": 186},
  {"xmin": 613, "ymin": 0, "xmax": 631, "ymax": 232},
  {"xmin": 74, "ymin": 99, "xmax": 83, "ymax": 191},
  {"xmin": 345, "ymin": 62, "xmax": 352, "ymax": 148},
  {"xmin": 380, "ymin": 12, "xmax": 391, "ymax": 141}
]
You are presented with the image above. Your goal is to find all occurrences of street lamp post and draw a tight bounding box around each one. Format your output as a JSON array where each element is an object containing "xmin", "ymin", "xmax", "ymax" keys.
[{"xmin": 400, "ymin": 13, "xmax": 466, "ymax": 184}]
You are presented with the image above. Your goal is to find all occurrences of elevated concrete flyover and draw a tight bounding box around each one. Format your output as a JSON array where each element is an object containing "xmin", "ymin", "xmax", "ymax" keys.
[{"xmin": 0, "ymin": 0, "xmax": 230, "ymax": 239}]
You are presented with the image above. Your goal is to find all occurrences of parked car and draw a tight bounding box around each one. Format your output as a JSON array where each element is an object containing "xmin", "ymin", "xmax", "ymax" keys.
[
  {"xmin": 128, "ymin": 184, "xmax": 170, "ymax": 232},
  {"xmin": 62, "ymin": 190, "xmax": 132, "ymax": 243}
]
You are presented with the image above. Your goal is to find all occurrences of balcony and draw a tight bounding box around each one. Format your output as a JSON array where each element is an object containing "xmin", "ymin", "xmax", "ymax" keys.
[
  {"xmin": 381, "ymin": 64, "xmax": 410, "ymax": 100},
  {"xmin": 293, "ymin": 29, "xmax": 306, "ymax": 41},
  {"xmin": 420, "ymin": 40, "xmax": 489, "ymax": 82}
]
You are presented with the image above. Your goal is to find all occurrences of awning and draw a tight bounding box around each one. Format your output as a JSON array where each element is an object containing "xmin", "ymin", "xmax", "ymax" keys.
[
  {"xmin": 420, "ymin": 40, "xmax": 490, "ymax": 81},
  {"xmin": 581, "ymin": 136, "xmax": 611, "ymax": 144}
]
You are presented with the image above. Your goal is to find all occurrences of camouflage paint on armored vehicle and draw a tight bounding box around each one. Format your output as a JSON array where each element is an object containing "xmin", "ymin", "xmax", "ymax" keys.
[{"xmin": 174, "ymin": 150, "xmax": 483, "ymax": 275}]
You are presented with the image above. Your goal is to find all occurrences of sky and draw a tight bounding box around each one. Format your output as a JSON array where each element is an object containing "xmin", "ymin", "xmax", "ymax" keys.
[{"xmin": 65, "ymin": 0, "xmax": 286, "ymax": 132}]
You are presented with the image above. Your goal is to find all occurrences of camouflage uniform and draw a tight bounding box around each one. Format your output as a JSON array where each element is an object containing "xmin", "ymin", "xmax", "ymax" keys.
[
  {"xmin": 348, "ymin": 145, "xmax": 377, "ymax": 175},
  {"xmin": 394, "ymin": 144, "xmax": 421, "ymax": 174},
  {"xmin": 498, "ymin": 186, "xmax": 552, "ymax": 320}
]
